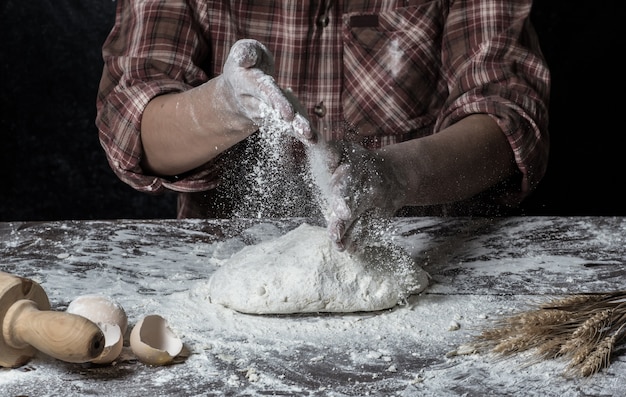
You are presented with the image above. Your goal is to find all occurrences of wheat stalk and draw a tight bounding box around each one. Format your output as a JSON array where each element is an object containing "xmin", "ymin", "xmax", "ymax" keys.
[
  {"xmin": 541, "ymin": 294, "xmax": 606, "ymax": 311},
  {"xmin": 567, "ymin": 342, "xmax": 595, "ymax": 367},
  {"xmin": 575, "ymin": 333, "xmax": 617, "ymax": 377},
  {"xmin": 471, "ymin": 291, "xmax": 626, "ymax": 377},
  {"xmin": 493, "ymin": 334, "xmax": 539, "ymax": 354}
]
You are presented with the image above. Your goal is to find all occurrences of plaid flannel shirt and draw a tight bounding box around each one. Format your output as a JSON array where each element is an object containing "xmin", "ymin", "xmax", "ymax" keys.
[{"xmin": 96, "ymin": 0, "xmax": 550, "ymax": 218}]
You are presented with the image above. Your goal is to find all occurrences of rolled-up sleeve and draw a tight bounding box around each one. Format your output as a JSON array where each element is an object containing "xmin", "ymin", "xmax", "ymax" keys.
[
  {"xmin": 96, "ymin": 0, "xmax": 217, "ymax": 194},
  {"xmin": 436, "ymin": 0, "xmax": 550, "ymax": 199}
]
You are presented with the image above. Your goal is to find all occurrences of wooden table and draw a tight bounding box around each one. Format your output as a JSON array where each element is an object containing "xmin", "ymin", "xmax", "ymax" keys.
[{"xmin": 1, "ymin": 217, "xmax": 625, "ymax": 396}]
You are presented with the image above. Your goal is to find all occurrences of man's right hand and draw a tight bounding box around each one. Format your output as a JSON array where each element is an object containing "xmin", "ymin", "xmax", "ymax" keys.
[
  {"xmin": 141, "ymin": 39, "xmax": 315, "ymax": 177},
  {"xmin": 211, "ymin": 39, "xmax": 316, "ymax": 145}
]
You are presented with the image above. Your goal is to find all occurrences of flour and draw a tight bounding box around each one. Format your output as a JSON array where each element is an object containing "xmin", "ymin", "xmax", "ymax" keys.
[
  {"xmin": 207, "ymin": 223, "xmax": 429, "ymax": 314},
  {"xmin": 216, "ymin": 103, "xmax": 319, "ymax": 219}
]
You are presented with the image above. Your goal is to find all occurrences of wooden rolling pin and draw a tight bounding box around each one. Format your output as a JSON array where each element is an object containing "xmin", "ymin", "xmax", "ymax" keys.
[{"xmin": 0, "ymin": 271, "xmax": 104, "ymax": 367}]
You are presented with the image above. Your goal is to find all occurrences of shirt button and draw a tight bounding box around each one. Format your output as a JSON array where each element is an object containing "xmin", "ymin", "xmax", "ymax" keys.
[
  {"xmin": 313, "ymin": 102, "xmax": 326, "ymax": 118},
  {"xmin": 317, "ymin": 14, "xmax": 329, "ymax": 27}
]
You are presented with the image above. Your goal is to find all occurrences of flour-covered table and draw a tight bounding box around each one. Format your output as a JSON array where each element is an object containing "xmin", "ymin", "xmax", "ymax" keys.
[{"xmin": 0, "ymin": 217, "xmax": 625, "ymax": 396}]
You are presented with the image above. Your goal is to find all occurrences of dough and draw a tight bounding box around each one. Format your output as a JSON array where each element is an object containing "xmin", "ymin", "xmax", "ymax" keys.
[{"xmin": 207, "ymin": 223, "xmax": 429, "ymax": 314}]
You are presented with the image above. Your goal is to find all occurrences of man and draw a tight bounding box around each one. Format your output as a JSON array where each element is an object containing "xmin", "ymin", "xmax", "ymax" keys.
[{"xmin": 96, "ymin": 1, "xmax": 550, "ymax": 250}]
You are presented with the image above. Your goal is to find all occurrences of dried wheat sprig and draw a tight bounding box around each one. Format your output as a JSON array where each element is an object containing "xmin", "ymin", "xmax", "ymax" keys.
[
  {"xmin": 550, "ymin": 292, "xmax": 626, "ymax": 315},
  {"xmin": 535, "ymin": 337, "xmax": 567, "ymax": 359},
  {"xmin": 477, "ymin": 309, "xmax": 571, "ymax": 341},
  {"xmin": 573, "ymin": 333, "xmax": 617, "ymax": 377},
  {"xmin": 476, "ymin": 309, "xmax": 573, "ymax": 345},
  {"xmin": 566, "ymin": 342, "xmax": 596, "ymax": 369},
  {"xmin": 541, "ymin": 293, "xmax": 609, "ymax": 311},
  {"xmin": 474, "ymin": 311, "xmax": 569, "ymax": 356},
  {"xmin": 477, "ymin": 326, "xmax": 516, "ymax": 342},
  {"xmin": 520, "ymin": 309, "xmax": 573, "ymax": 328},
  {"xmin": 471, "ymin": 291, "xmax": 626, "ymax": 377},
  {"xmin": 559, "ymin": 333, "xmax": 593, "ymax": 357},
  {"xmin": 492, "ymin": 333, "xmax": 544, "ymax": 355},
  {"xmin": 571, "ymin": 309, "xmax": 613, "ymax": 339},
  {"xmin": 497, "ymin": 308, "xmax": 572, "ymax": 329}
]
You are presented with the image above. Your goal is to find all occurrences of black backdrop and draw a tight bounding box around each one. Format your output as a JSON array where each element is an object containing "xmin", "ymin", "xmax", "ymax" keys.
[{"xmin": 1, "ymin": 1, "xmax": 624, "ymax": 221}]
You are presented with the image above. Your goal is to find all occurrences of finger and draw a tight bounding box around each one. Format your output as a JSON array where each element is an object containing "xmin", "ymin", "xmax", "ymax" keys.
[
  {"xmin": 229, "ymin": 39, "xmax": 275, "ymax": 74},
  {"xmin": 253, "ymin": 45, "xmax": 275, "ymax": 75},
  {"xmin": 327, "ymin": 192, "xmax": 352, "ymax": 251},
  {"xmin": 330, "ymin": 194, "xmax": 351, "ymax": 221},
  {"xmin": 327, "ymin": 218, "xmax": 346, "ymax": 251},
  {"xmin": 256, "ymin": 74, "xmax": 296, "ymax": 122},
  {"xmin": 227, "ymin": 40, "xmax": 257, "ymax": 68},
  {"xmin": 227, "ymin": 42, "xmax": 294, "ymax": 126},
  {"xmin": 292, "ymin": 114, "xmax": 316, "ymax": 144},
  {"xmin": 329, "ymin": 161, "xmax": 354, "ymax": 207}
]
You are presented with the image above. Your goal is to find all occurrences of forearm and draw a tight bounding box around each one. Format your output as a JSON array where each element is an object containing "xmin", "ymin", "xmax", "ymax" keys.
[
  {"xmin": 380, "ymin": 114, "xmax": 517, "ymax": 207},
  {"xmin": 140, "ymin": 78, "xmax": 252, "ymax": 177}
]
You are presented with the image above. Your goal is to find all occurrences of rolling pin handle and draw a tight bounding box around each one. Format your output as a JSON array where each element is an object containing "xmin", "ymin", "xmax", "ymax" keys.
[{"xmin": 2, "ymin": 299, "xmax": 105, "ymax": 363}]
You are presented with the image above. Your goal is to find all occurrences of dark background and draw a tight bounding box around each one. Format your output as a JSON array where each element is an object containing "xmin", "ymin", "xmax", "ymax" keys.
[{"xmin": 0, "ymin": 1, "xmax": 623, "ymax": 222}]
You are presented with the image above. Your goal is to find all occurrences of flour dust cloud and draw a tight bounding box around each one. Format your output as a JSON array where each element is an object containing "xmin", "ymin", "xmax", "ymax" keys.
[{"xmin": 215, "ymin": 105, "xmax": 321, "ymax": 219}]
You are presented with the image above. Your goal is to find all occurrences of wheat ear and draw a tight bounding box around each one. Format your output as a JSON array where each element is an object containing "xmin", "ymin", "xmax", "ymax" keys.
[{"xmin": 472, "ymin": 291, "xmax": 626, "ymax": 377}]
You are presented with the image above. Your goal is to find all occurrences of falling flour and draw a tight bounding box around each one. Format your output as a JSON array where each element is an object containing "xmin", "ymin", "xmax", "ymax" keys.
[{"xmin": 216, "ymin": 103, "xmax": 319, "ymax": 219}]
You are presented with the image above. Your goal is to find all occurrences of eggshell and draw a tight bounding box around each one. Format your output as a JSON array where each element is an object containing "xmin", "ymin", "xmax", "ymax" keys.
[
  {"xmin": 66, "ymin": 295, "xmax": 128, "ymax": 334},
  {"xmin": 130, "ymin": 315, "xmax": 183, "ymax": 366},
  {"xmin": 91, "ymin": 323, "xmax": 123, "ymax": 364},
  {"xmin": 66, "ymin": 295, "xmax": 128, "ymax": 364}
]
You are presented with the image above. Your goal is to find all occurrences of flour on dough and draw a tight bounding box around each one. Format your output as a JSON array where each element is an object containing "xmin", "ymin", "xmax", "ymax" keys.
[{"xmin": 207, "ymin": 223, "xmax": 429, "ymax": 314}]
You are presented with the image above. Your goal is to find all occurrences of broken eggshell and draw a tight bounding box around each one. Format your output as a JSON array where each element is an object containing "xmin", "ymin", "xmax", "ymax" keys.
[
  {"xmin": 92, "ymin": 323, "xmax": 123, "ymax": 364},
  {"xmin": 130, "ymin": 314, "xmax": 183, "ymax": 366},
  {"xmin": 66, "ymin": 294, "xmax": 128, "ymax": 334},
  {"xmin": 66, "ymin": 295, "xmax": 128, "ymax": 364}
]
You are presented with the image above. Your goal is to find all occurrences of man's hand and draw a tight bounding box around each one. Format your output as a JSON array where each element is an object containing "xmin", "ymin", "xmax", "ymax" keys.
[
  {"xmin": 322, "ymin": 142, "xmax": 406, "ymax": 251},
  {"xmin": 141, "ymin": 39, "xmax": 316, "ymax": 177},
  {"xmin": 310, "ymin": 114, "xmax": 518, "ymax": 251},
  {"xmin": 212, "ymin": 39, "xmax": 315, "ymax": 144}
]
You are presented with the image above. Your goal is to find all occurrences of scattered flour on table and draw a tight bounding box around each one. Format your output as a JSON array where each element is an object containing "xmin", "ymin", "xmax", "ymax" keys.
[
  {"xmin": 206, "ymin": 223, "xmax": 429, "ymax": 314},
  {"xmin": 2, "ymin": 220, "xmax": 623, "ymax": 396}
]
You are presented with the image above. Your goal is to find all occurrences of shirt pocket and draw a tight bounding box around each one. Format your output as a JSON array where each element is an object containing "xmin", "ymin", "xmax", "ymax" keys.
[{"xmin": 342, "ymin": 2, "xmax": 445, "ymax": 139}]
